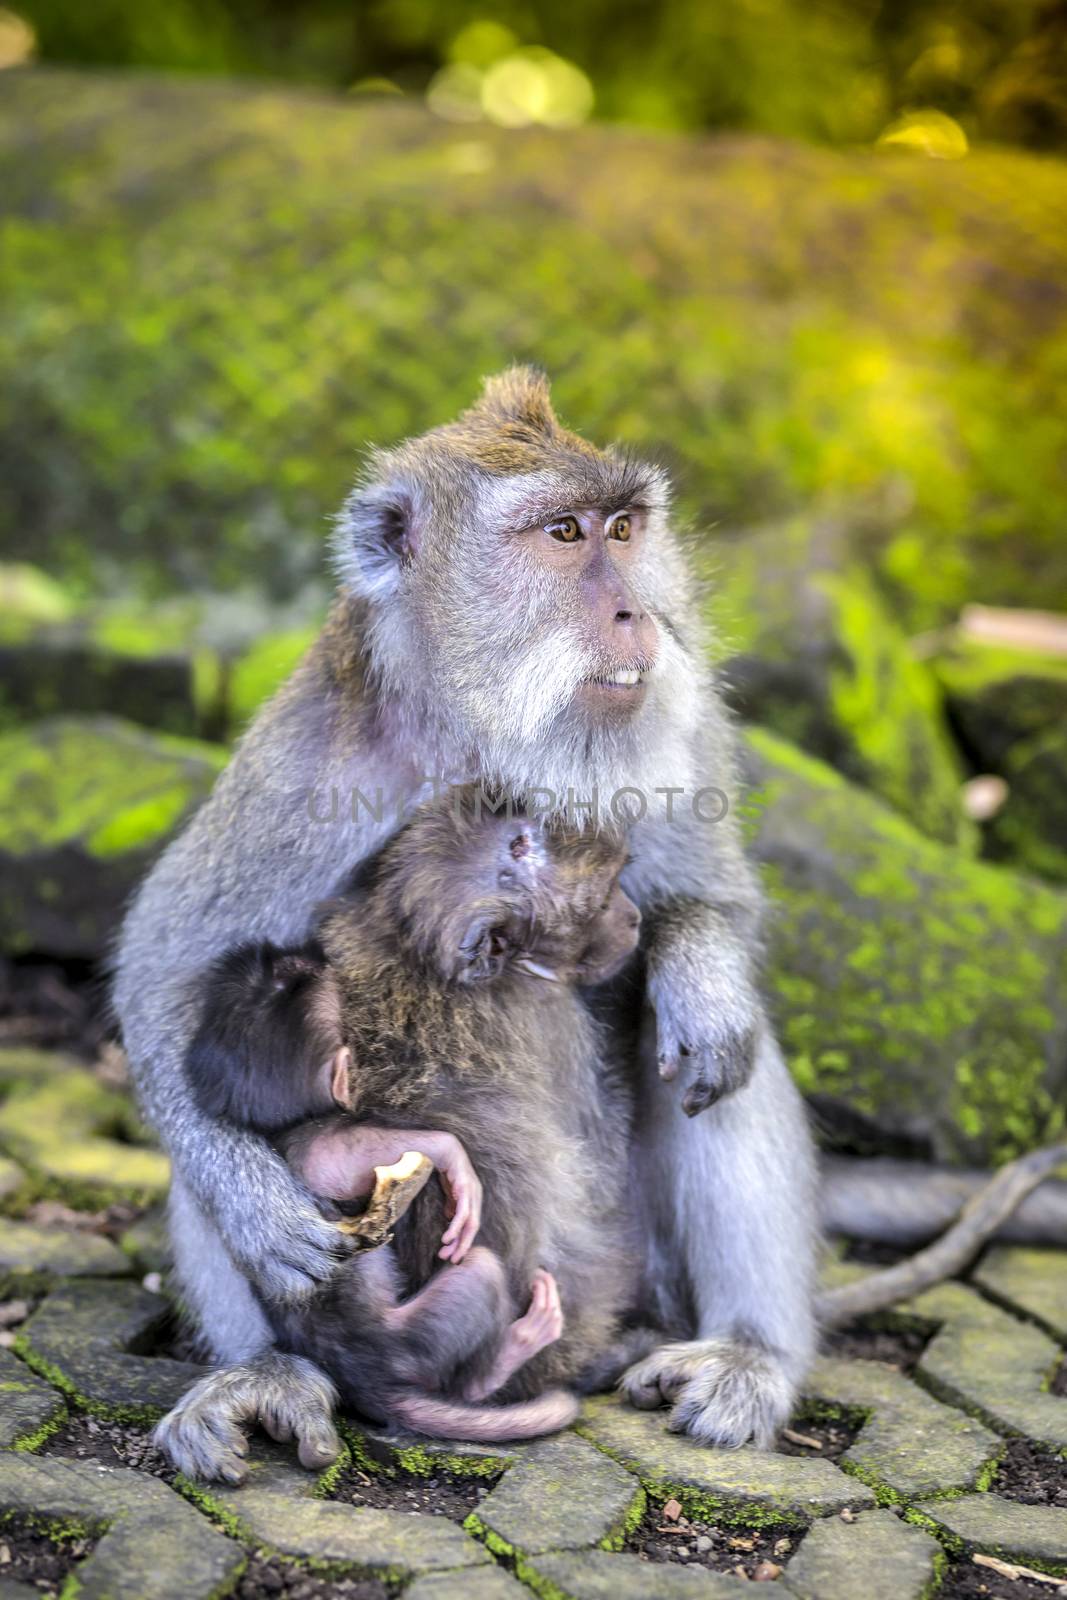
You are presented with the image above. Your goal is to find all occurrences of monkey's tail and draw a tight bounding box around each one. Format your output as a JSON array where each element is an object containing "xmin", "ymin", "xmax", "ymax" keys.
[
  {"xmin": 817, "ymin": 1140, "xmax": 1067, "ymax": 1327},
  {"xmin": 390, "ymin": 1386, "xmax": 579, "ymax": 1442}
]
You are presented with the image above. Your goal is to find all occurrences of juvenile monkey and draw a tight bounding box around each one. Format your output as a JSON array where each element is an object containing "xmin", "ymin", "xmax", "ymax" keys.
[{"xmin": 183, "ymin": 795, "xmax": 645, "ymax": 1441}]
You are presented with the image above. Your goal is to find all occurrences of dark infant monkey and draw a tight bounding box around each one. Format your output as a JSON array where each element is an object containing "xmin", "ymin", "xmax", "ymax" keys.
[{"xmin": 185, "ymin": 792, "xmax": 647, "ymax": 1441}]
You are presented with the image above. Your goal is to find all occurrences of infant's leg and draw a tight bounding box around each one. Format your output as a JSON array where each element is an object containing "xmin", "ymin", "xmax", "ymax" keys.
[
  {"xmin": 386, "ymin": 1246, "xmax": 511, "ymax": 1391},
  {"xmin": 464, "ymin": 1269, "xmax": 564, "ymax": 1401}
]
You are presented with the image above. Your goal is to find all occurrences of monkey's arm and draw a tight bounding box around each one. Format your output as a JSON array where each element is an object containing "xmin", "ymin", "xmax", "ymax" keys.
[
  {"xmin": 278, "ymin": 1117, "xmax": 483, "ymax": 1263},
  {"xmin": 114, "ymin": 645, "xmax": 409, "ymax": 1303},
  {"xmin": 625, "ymin": 713, "xmax": 767, "ymax": 1113},
  {"xmin": 819, "ymin": 1142, "xmax": 1067, "ymax": 1323}
]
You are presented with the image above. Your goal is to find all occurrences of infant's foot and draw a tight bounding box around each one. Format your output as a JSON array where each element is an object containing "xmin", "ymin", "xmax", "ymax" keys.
[{"xmin": 469, "ymin": 1269, "xmax": 564, "ymax": 1399}]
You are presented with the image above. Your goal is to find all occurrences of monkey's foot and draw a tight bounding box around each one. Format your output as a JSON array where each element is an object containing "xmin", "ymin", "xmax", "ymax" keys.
[
  {"xmin": 468, "ymin": 1268, "xmax": 564, "ymax": 1400},
  {"xmin": 338, "ymin": 1151, "xmax": 434, "ymax": 1250},
  {"xmin": 620, "ymin": 1338, "xmax": 794, "ymax": 1449},
  {"xmin": 153, "ymin": 1352, "xmax": 340, "ymax": 1484}
]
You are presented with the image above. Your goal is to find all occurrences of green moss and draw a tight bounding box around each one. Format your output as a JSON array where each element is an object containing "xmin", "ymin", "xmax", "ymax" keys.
[
  {"xmin": 0, "ymin": 564, "xmax": 73, "ymax": 626},
  {"xmin": 462, "ymin": 1512, "xmax": 515, "ymax": 1559},
  {"xmin": 10, "ymin": 1337, "xmax": 165, "ymax": 1426},
  {"xmin": 642, "ymin": 1482, "xmax": 809, "ymax": 1533},
  {"xmin": 598, "ymin": 1484, "xmax": 647, "ymax": 1552},
  {"xmin": 0, "ymin": 717, "xmax": 225, "ymax": 859},
  {"xmin": 747, "ymin": 725, "xmax": 1067, "ymax": 1162},
  {"xmin": 228, "ymin": 627, "xmax": 318, "ymax": 730},
  {"xmin": 172, "ymin": 1476, "xmax": 249, "ymax": 1541},
  {"xmin": 12, "ymin": 1405, "xmax": 68, "ymax": 1454},
  {"xmin": 0, "ymin": 1069, "xmax": 169, "ymax": 1204},
  {"xmin": 3, "ymin": 73, "xmax": 1067, "ymax": 622},
  {"xmin": 711, "ymin": 518, "xmax": 971, "ymax": 846}
]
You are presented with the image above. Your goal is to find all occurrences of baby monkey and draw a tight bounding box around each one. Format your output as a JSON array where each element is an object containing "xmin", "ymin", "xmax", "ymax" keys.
[{"xmin": 186, "ymin": 792, "xmax": 642, "ymax": 1441}]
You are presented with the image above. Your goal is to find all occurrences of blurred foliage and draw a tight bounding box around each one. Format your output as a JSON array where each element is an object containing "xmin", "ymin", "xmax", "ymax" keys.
[
  {"xmin": 7, "ymin": 0, "xmax": 1067, "ymax": 152},
  {"xmin": 1, "ymin": 71, "xmax": 1066, "ymax": 626}
]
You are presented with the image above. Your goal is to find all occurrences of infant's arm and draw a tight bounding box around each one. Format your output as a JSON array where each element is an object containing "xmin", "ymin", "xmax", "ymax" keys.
[{"xmin": 278, "ymin": 1116, "xmax": 482, "ymax": 1263}]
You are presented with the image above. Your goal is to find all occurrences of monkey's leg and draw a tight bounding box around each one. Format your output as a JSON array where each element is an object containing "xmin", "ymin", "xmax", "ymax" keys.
[
  {"xmin": 621, "ymin": 1027, "xmax": 817, "ymax": 1449},
  {"xmin": 155, "ymin": 1176, "xmax": 342, "ymax": 1483},
  {"xmin": 387, "ymin": 1246, "xmax": 511, "ymax": 1389},
  {"xmin": 153, "ymin": 1351, "xmax": 341, "ymax": 1485},
  {"xmin": 337, "ymin": 1152, "xmax": 434, "ymax": 1250},
  {"xmin": 464, "ymin": 1268, "xmax": 565, "ymax": 1401}
]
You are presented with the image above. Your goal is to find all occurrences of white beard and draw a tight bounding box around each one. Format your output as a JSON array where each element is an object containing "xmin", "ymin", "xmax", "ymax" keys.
[{"xmin": 469, "ymin": 624, "xmax": 703, "ymax": 829}]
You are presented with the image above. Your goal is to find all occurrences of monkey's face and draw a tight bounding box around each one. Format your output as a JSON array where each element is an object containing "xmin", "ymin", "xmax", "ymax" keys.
[
  {"xmin": 448, "ymin": 820, "xmax": 640, "ymax": 989},
  {"xmin": 334, "ymin": 369, "xmax": 705, "ymax": 803}
]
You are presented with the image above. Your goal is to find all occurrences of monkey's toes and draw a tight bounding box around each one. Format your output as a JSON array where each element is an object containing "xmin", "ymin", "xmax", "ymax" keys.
[{"xmin": 665, "ymin": 1342, "xmax": 793, "ymax": 1449}]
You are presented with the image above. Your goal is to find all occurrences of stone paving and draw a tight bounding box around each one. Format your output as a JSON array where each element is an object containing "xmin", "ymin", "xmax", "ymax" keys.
[{"xmin": 0, "ymin": 1246, "xmax": 1060, "ymax": 1599}]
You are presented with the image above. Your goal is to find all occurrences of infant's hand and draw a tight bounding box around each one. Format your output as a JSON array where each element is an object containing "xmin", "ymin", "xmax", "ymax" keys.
[{"xmin": 420, "ymin": 1131, "xmax": 482, "ymax": 1263}]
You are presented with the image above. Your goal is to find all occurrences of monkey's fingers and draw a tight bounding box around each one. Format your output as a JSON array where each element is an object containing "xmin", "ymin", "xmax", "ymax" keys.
[{"xmin": 338, "ymin": 1151, "xmax": 434, "ymax": 1250}]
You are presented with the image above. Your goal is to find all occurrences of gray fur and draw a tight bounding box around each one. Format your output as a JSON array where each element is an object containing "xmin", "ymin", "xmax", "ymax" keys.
[{"xmin": 116, "ymin": 367, "xmax": 818, "ymax": 1475}]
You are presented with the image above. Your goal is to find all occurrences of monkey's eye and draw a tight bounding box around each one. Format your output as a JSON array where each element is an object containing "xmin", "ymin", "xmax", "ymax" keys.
[
  {"xmin": 545, "ymin": 515, "xmax": 581, "ymax": 543},
  {"xmin": 608, "ymin": 513, "xmax": 632, "ymax": 542}
]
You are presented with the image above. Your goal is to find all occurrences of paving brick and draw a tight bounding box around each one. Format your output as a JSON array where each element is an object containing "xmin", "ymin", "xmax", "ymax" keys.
[
  {"xmin": 14, "ymin": 1280, "xmax": 205, "ymax": 1421},
  {"xmin": 469, "ymin": 1432, "xmax": 642, "ymax": 1554},
  {"xmin": 916, "ymin": 1492, "xmax": 1067, "ymax": 1568},
  {"xmin": 0, "ymin": 1348, "xmax": 65, "ymax": 1449},
  {"xmin": 806, "ymin": 1355, "xmax": 999, "ymax": 1498},
  {"xmin": 973, "ymin": 1245, "xmax": 1067, "ymax": 1342},
  {"xmin": 0, "ymin": 1452, "xmax": 241, "ymax": 1600},
  {"xmin": 910, "ymin": 1283, "xmax": 1067, "ymax": 1449},
  {"xmin": 578, "ymin": 1394, "xmax": 874, "ymax": 1523},
  {"xmin": 784, "ymin": 1509, "xmax": 942, "ymax": 1600}
]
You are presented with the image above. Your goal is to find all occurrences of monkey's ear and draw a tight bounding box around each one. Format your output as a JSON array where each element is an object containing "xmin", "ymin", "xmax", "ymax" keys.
[
  {"xmin": 454, "ymin": 919, "xmax": 513, "ymax": 985},
  {"xmin": 333, "ymin": 479, "xmax": 419, "ymax": 600},
  {"xmin": 329, "ymin": 1045, "xmax": 354, "ymax": 1109}
]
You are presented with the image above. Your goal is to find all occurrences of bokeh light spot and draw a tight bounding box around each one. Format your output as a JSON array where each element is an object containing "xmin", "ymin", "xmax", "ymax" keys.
[
  {"xmin": 0, "ymin": 8, "xmax": 34, "ymax": 69},
  {"xmin": 877, "ymin": 108, "xmax": 969, "ymax": 159}
]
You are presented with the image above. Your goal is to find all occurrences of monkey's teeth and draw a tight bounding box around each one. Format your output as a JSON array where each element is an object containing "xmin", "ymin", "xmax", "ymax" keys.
[
  {"xmin": 605, "ymin": 670, "xmax": 641, "ymax": 686},
  {"xmin": 514, "ymin": 957, "xmax": 561, "ymax": 981}
]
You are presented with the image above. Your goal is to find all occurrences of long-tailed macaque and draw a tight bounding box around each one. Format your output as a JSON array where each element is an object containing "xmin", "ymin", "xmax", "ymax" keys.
[
  {"xmin": 181, "ymin": 798, "xmax": 645, "ymax": 1444},
  {"xmin": 116, "ymin": 368, "xmax": 818, "ymax": 1483}
]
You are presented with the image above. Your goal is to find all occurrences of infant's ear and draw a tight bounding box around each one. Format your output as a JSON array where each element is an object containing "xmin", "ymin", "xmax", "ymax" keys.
[
  {"xmin": 454, "ymin": 918, "xmax": 513, "ymax": 984},
  {"xmin": 329, "ymin": 1046, "xmax": 355, "ymax": 1108}
]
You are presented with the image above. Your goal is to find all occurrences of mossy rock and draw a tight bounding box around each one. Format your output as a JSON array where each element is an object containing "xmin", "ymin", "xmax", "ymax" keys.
[
  {"xmin": 0, "ymin": 1061, "xmax": 168, "ymax": 1206},
  {"xmin": 0, "ymin": 715, "xmax": 226, "ymax": 958},
  {"xmin": 709, "ymin": 517, "xmax": 972, "ymax": 847},
  {"xmin": 226, "ymin": 623, "xmax": 319, "ymax": 732},
  {"xmin": 987, "ymin": 725, "xmax": 1067, "ymax": 885},
  {"xmin": 744, "ymin": 726, "xmax": 1067, "ymax": 1164},
  {"xmin": 0, "ymin": 563, "xmax": 73, "ymax": 627},
  {"xmin": 0, "ymin": 622, "xmax": 203, "ymax": 738},
  {"xmin": 2, "ymin": 71, "xmax": 1067, "ymax": 622},
  {"xmin": 932, "ymin": 636, "xmax": 1067, "ymax": 771}
]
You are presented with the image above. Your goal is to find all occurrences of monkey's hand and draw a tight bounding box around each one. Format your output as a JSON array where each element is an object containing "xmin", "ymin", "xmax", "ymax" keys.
[
  {"xmin": 647, "ymin": 920, "xmax": 760, "ymax": 1116},
  {"xmin": 411, "ymin": 1130, "xmax": 483, "ymax": 1263},
  {"xmin": 286, "ymin": 1120, "xmax": 482, "ymax": 1264},
  {"xmin": 213, "ymin": 1151, "xmax": 358, "ymax": 1306}
]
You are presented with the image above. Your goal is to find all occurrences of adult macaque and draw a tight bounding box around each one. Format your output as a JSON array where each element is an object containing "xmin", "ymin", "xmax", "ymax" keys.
[
  {"xmin": 116, "ymin": 368, "xmax": 818, "ymax": 1482},
  {"xmin": 181, "ymin": 798, "xmax": 644, "ymax": 1447}
]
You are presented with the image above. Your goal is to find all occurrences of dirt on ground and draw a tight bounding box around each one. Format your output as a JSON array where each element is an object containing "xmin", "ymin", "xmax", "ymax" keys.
[
  {"xmin": 623, "ymin": 1496, "xmax": 800, "ymax": 1580},
  {"xmin": 993, "ymin": 1437, "xmax": 1067, "ymax": 1508},
  {"xmin": 327, "ymin": 1458, "xmax": 496, "ymax": 1520},
  {"xmin": 823, "ymin": 1318, "xmax": 932, "ymax": 1375},
  {"xmin": 0, "ymin": 1519, "xmax": 97, "ymax": 1595}
]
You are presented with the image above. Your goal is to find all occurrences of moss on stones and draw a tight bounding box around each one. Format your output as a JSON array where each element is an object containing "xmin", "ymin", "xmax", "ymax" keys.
[
  {"xmin": 932, "ymin": 637, "xmax": 1067, "ymax": 771},
  {"xmin": 709, "ymin": 517, "xmax": 972, "ymax": 846},
  {"xmin": 744, "ymin": 725, "xmax": 1067, "ymax": 1163},
  {"xmin": 0, "ymin": 716, "xmax": 225, "ymax": 958},
  {"xmin": 0, "ymin": 1064, "xmax": 168, "ymax": 1206}
]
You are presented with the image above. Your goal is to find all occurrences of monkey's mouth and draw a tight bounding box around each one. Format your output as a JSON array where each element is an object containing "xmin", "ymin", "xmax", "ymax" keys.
[{"xmin": 576, "ymin": 668, "xmax": 649, "ymax": 709}]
